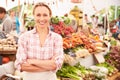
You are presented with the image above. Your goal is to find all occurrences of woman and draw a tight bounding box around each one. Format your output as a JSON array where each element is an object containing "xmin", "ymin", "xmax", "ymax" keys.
[{"xmin": 15, "ymin": 2, "xmax": 64, "ymax": 80}]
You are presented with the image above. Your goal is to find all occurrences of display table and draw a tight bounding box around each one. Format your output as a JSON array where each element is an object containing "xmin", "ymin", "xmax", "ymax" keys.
[{"xmin": 0, "ymin": 50, "xmax": 16, "ymax": 54}]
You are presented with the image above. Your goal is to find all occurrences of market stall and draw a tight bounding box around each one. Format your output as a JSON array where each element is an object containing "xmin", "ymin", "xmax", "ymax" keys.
[{"xmin": 0, "ymin": 0, "xmax": 120, "ymax": 80}]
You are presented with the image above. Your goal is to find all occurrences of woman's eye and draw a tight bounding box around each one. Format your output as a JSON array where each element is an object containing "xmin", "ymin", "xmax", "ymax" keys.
[
  {"xmin": 37, "ymin": 14, "xmax": 41, "ymax": 16},
  {"xmin": 43, "ymin": 14, "xmax": 48, "ymax": 17}
]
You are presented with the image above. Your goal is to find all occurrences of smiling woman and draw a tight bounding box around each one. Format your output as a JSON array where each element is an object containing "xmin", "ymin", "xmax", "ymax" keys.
[{"xmin": 14, "ymin": 2, "xmax": 64, "ymax": 80}]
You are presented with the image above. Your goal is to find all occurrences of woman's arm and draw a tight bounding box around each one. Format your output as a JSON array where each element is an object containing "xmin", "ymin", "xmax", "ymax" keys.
[
  {"xmin": 21, "ymin": 63, "xmax": 48, "ymax": 72},
  {"xmin": 27, "ymin": 56, "xmax": 57, "ymax": 71}
]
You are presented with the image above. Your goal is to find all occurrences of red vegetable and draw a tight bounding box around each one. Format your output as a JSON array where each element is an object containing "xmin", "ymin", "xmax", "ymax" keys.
[{"xmin": 2, "ymin": 57, "xmax": 10, "ymax": 63}]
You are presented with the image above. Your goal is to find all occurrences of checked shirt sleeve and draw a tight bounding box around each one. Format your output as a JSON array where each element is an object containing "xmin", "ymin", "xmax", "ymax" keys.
[
  {"xmin": 14, "ymin": 34, "xmax": 28, "ymax": 71},
  {"xmin": 53, "ymin": 34, "xmax": 64, "ymax": 72}
]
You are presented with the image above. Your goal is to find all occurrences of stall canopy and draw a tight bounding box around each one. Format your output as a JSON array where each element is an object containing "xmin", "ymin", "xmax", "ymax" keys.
[
  {"xmin": 0, "ymin": 0, "xmax": 55, "ymax": 11},
  {"xmin": 83, "ymin": 0, "xmax": 120, "ymax": 16},
  {"xmin": 0, "ymin": 0, "xmax": 83, "ymax": 16},
  {"xmin": 0, "ymin": 0, "xmax": 120, "ymax": 15}
]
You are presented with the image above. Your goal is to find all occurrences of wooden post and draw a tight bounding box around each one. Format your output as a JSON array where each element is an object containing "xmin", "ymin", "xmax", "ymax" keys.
[
  {"xmin": 18, "ymin": 0, "xmax": 20, "ymax": 15},
  {"xmin": 6, "ymin": 0, "xmax": 7, "ymax": 7}
]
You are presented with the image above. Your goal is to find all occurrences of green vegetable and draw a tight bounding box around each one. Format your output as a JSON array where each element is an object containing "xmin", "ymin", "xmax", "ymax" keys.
[
  {"xmin": 96, "ymin": 62, "xmax": 117, "ymax": 75},
  {"xmin": 65, "ymin": 73, "xmax": 82, "ymax": 80},
  {"xmin": 64, "ymin": 17, "xmax": 71, "ymax": 25},
  {"xmin": 51, "ymin": 16, "xmax": 59, "ymax": 24},
  {"xmin": 110, "ymin": 38, "xmax": 117, "ymax": 46},
  {"xmin": 57, "ymin": 63, "xmax": 82, "ymax": 80}
]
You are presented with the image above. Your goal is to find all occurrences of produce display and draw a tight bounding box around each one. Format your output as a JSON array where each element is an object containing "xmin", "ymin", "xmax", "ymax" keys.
[
  {"xmin": 0, "ymin": 33, "xmax": 17, "ymax": 64},
  {"xmin": 63, "ymin": 32, "xmax": 106, "ymax": 54},
  {"xmin": 57, "ymin": 62, "xmax": 118, "ymax": 80},
  {"xmin": 57, "ymin": 63, "xmax": 89, "ymax": 80},
  {"xmin": 50, "ymin": 15, "xmax": 119, "ymax": 80},
  {"xmin": 105, "ymin": 46, "xmax": 120, "ymax": 71},
  {"xmin": 96, "ymin": 62, "xmax": 118, "ymax": 77},
  {"xmin": 51, "ymin": 16, "xmax": 75, "ymax": 37},
  {"xmin": 0, "ymin": 34, "xmax": 18, "ymax": 51}
]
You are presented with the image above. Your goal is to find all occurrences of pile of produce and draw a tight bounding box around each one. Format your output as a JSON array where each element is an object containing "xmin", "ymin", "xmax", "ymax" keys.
[
  {"xmin": 57, "ymin": 63, "xmax": 93, "ymax": 80},
  {"xmin": 51, "ymin": 16, "xmax": 72, "ymax": 25},
  {"xmin": 63, "ymin": 32, "xmax": 107, "ymax": 66},
  {"xmin": 63, "ymin": 33, "xmax": 83, "ymax": 50},
  {"xmin": 110, "ymin": 37, "xmax": 117, "ymax": 46},
  {"xmin": 79, "ymin": 33, "xmax": 97, "ymax": 53},
  {"xmin": 51, "ymin": 16, "xmax": 75, "ymax": 37},
  {"xmin": 57, "ymin": 62, "xmax": 118, "ymax": 80},
  {"xmin": 0, "ymin": 34, "xmax": 18, "ymax": 51},
  {"xmin": 105, "ymin": 46, "xmax": 120, "ymax": 71},
  {"xmin": 96, "ymin": 62, "xmax": 118, "ymax": 77},
  {"xmin": 63, "ymin": 33, "xmax": 98, "ymax": 53}
]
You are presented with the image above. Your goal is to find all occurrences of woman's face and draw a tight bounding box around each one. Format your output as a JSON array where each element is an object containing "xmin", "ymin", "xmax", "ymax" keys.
[
  {"xmin": 10, "ymin": 11, "xmax": 15, "ymax": 16},
  {"xmin": 33, "ymin": 6, "xmax": 51, "ymax": 28}
]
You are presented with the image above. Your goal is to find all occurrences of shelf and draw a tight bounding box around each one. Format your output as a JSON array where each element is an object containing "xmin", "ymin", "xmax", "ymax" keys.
[{"xmin": 0, "ymin": 50, "xmax": 17, "ymax": 54}]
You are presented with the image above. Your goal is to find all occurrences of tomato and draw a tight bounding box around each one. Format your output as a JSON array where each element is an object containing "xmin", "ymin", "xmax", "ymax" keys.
[{"xmin": 2, "ymin": 57, "xmax": 10, "ymax": 63}]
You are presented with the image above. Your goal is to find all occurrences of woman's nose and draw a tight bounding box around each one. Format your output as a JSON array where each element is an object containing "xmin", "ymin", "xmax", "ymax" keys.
[{"xmin": 39, "ymin": 16, "xmax": 44, "ymax": 21}]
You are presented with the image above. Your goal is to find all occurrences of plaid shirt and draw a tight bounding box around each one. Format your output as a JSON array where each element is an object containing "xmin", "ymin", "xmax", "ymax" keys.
[{"xmin": 15, "ymin": 28, "xmax": 64, "ymax": 71}]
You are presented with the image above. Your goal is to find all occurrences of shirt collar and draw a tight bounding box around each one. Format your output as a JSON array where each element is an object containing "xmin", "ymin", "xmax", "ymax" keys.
[{"xmin": 31, "ymin": 27, "xmax": 52, "ymax": 36}]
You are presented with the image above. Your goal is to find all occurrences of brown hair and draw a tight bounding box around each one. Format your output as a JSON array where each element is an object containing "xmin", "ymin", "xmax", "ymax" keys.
[
  {"xmin": 33, "ymin": 2, "xmax": 52, "ymax": 16},
  {"xmin": 0, "ymin": 7, "xmax": 6, "ymax": 14}
]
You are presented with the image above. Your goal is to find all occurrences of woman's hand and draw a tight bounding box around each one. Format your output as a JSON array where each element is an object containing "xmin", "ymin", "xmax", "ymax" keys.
[{"xmin": 51, "ymin": 54, "xmax": 59, "ymax": 60}]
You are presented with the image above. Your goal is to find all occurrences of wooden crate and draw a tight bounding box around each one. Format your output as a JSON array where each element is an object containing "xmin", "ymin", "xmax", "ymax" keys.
[
  {"xmin": 60, "ymin": 77, "xmax": 73, "ymax": 80},
  {"xmin": 108, "ymin": 72, "xmax": 120, "ymax": 80}
]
